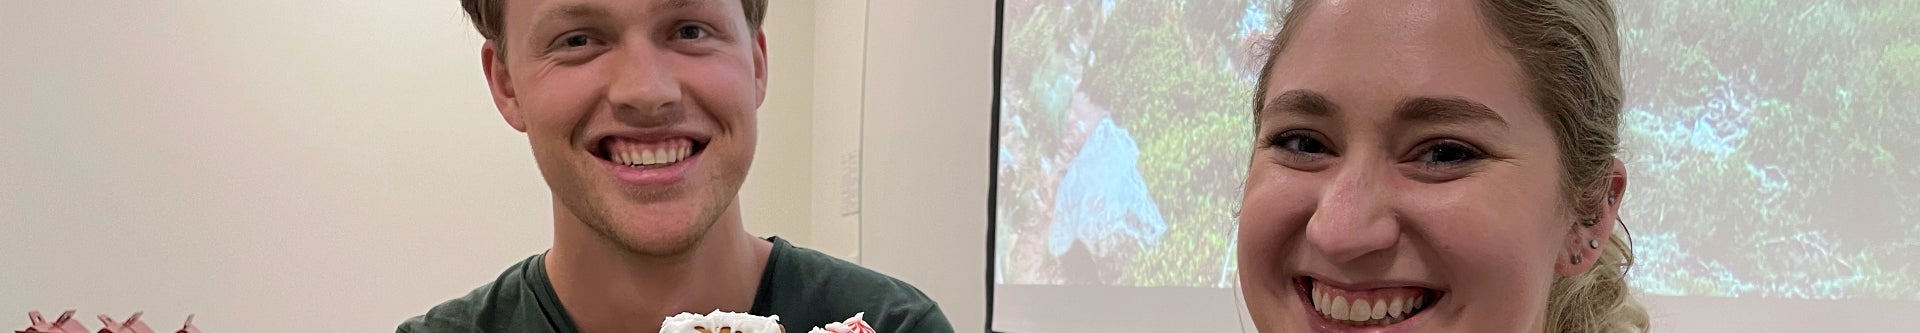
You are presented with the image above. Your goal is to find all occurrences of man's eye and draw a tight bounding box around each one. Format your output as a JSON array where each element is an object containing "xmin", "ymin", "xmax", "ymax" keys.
[
  {"xmin": 675, "ymin": 25, "xmax": 708, "ymax": 40},
  {"xmin": 557, "ymin": 33, "xmax": 596, "ymax": 48}
]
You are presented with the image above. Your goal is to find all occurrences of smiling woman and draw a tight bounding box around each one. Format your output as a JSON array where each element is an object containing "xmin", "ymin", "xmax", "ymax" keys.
[{"xmin": 1236, "ymin": 0, "xmax": 1646, "ymax": 332}]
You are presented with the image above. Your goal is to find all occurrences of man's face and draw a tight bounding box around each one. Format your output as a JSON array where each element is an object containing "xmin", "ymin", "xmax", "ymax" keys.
[{"xmin": 483, "ymin": 0, "xmax": 765, "ymax": 256}]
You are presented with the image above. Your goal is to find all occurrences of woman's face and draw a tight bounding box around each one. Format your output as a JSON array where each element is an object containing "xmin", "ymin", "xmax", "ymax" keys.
[{"xmin": 1238, "ymin": 0, "xmax": 1583, "ymax": 331}]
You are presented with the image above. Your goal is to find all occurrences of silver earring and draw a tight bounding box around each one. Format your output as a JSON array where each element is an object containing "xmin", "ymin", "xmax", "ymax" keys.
[{"xmin": 1588, "ymin": 239, "xmax": 1601, "ymax": 249}]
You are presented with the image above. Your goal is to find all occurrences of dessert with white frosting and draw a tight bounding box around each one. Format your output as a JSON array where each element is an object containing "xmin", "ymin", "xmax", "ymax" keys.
[
  {"xmin": 659, "ymin": 310, "xmax": 784, "ymax": 333},
  {"xmin": 805, "ymin": 312, "xmax": 875, "ymax": 333}
]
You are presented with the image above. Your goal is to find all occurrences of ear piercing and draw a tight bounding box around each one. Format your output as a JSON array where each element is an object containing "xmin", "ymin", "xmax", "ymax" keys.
[
  {"xmin": 1572, "ymin": 239, "xmax": 1602, "ymax": 265},
  {"xmin": 1573, "ymin": 204, "xmax": 1616, "ymax": 265},
  {"xmin": 1584, "ymin": 191, "xmax": 1620, "ymax": 227}
]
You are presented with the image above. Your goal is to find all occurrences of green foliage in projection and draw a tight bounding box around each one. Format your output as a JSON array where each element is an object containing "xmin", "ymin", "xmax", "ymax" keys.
[
  {"xmin": 1617, "ymin": 0, "xmax": 1920, "ymax": 299},
  {"xmin": 997, "ymin": 0, "xmax": 1920, "ymax": 296},
  {"xmin": 1077, "ymin": 0, "xmax": 1253, "ymax": 286},
  {"xmin": 997, "ymin": 0, "xmax": 1258, "ymax": 287}
]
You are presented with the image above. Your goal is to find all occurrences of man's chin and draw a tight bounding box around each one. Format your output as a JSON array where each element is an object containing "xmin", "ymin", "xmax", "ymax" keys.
[
  {"xmin": 558, "ymin": 155, "xmax": 743, "ymax": 257},
  {"xmin": 585, "ymin": 217, "xmax": 710, "ymax": 256},
  {"xmin": 610, "ymin": 232, "xmax": 708, "ymax": 257},
  {"xmin": 576, "ymin": 201, "xmax": 728, "ymax": 256}
]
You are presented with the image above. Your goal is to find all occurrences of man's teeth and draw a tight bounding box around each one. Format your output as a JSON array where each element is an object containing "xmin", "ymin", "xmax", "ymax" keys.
[
  {"xmin": 1310, "ymin": 282, "xmax": 1429, "ymax": 326},
  {"xmin": 609, "ymin": 139, "xmax": 692, "ymax": 167}
]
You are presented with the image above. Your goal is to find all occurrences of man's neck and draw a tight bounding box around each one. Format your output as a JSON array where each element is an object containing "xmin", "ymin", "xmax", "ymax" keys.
[{"xmin": 544, "ymin": 201, "xmax": 774, "ymax": 333}]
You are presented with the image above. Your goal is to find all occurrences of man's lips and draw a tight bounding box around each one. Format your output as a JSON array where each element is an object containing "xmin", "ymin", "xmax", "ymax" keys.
[
  {"xmin": 597, "ymin": 136, "xmax": 700, "ymax": 167},
  {"xmin": 587, "ymin": 133, "xmax": 710, "ymax": 187},
  {"xmin": 586, "ymin": 131, "xmax": 711, "ymax": 161}
]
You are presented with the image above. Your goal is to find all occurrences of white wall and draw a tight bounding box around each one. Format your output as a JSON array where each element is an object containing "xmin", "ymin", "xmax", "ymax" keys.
[
  {"xmin": 741, "ymin": 0, "xmax": 819, "ymax": 247},
  {"xmin": 857, "ymin": 2, "xmax": 997, "ymax": 333},
  {"xmin": 0, "ymin": 0, "xmax": 1002, "ymax": 331},
  {"xmin": 0, "ymin": 1, "xmax": 834, "ymax": 332},
  {"xmin": 807, "ymin": 0, "xmax": 869, "ymax": 261}
]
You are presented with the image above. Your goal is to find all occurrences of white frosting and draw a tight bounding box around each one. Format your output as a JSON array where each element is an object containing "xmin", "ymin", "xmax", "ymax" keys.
[
  {"xmin": 805, "ymin": 312, "xmax": 870, "ymax": 333},
  {"xmin": 805, "ymin": 321, "xmax": 852, "ymax": 333},
  {"xmin": 659, "ymin": 310, "xmax": 783, "ymax": 333}
]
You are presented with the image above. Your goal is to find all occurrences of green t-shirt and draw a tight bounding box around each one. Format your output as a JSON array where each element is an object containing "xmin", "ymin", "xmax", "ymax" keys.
[{"xmin": 397, "ymin": 237, "xmax": 953, "ymax": 333}]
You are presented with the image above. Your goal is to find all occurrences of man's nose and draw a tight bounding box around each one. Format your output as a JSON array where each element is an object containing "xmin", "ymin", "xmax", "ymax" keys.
[
  {"xmin": 1303, "ymin": 163, "xmax": 1400, "ymax": 264},
  {"xmin": 606, "ymin": 47, "xmax": 684, "ymax": 127}
]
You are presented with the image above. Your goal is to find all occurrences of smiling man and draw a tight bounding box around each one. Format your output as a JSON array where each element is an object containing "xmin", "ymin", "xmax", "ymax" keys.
[{"xmin": 396, "ymin": 1, "xmax": 952, "ymax": 332}]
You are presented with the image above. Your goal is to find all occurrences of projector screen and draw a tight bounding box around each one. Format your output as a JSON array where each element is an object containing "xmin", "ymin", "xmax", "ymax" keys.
[{"xmin": 992, "ymin": 0, "xmax": 1920, "ymax": 332}]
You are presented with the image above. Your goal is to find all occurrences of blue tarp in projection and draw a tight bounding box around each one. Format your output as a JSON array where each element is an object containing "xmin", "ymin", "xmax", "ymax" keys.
[{"xmin": 1048, "ymin": 117, "xmax": 1168, "ymax": 258}]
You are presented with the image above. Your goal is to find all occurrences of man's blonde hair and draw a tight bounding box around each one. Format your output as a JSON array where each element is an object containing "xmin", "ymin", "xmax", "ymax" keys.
[
  {"xmin": 458, "ymin": 0, "xmax": 769, "ymax": 51},
  {"xmin": 1253, "ymin": 1, "xmax": 1649, "ymax": 332}
]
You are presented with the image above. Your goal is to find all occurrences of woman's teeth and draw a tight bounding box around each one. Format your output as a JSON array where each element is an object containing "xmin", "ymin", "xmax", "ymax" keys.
[
  {"xmin": 606, "ymin": 138, "xmax": 693, "ymax": 167},
  {"xmin": 1310, "ymin": 282, "xmax": 1432, "ymax": 326}
]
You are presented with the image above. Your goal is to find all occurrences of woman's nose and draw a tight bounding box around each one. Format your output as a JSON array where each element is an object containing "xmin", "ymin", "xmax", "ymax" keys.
[{"xmin": 1304, "ymin": 163, "xmax": 1401, "ymax": 264}]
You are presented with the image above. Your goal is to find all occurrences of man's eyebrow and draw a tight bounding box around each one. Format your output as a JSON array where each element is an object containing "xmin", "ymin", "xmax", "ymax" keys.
[
  {"xmin": 1395, "ymin": 96, "xmax": 1509, "ymax": 128},
  {"xmin": 531, "ymin": 3, "xmax": 614, "ymax": 30},
  {"xmin": 657, "ymin": 0, "xmax": 699, "ymax": 11},
  {"xmin": 1259, "ymin": 89, "xmax": 1338, "ymax": 119},
  {"xmin": 530, "ymin": 0, "xmax": 705, "ymax": 31}
]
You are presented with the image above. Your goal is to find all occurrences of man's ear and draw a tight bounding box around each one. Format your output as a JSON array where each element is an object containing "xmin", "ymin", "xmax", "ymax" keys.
[
  {"xmin": 482, "ymin": 40, "xmax": 527, "ymax": 133},
  {"xmin": 1557, "ymin": 157, "xmax": 1628, "ymax": 276},
  {"xmin": 751, "ymin": 30, "xmax": 768, "ymax": 108}
]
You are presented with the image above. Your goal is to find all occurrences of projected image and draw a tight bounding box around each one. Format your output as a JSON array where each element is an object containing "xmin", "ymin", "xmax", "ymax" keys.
[
  {"xmin": 994, "ymin": 0, "xmax": 1920, "ymax": 299},
  {"xmin": 996, "ymin": 0, "xmax": 1263, "ymax": 287}
]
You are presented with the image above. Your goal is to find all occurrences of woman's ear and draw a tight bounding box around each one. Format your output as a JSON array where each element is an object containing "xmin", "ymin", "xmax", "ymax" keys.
[{"xmin": 1558, "ymin": 157, "xmax": 1628, "ymax": 276}]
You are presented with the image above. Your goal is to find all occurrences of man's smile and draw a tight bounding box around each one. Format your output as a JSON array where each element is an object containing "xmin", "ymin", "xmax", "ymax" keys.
[{"xmin": 587, "ymin": 132, "xmax": 711, "ymax": 187}]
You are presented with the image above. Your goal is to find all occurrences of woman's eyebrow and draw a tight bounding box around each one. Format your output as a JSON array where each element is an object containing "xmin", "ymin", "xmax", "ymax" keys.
[
  {"xmin": 1394, "ymin": 96, "xmax": 1509, "ymax": 129},
  {"xmin": 1260, "ymin": 89, "xmax": 1339, "ymax": 119},
  {"xmin": 1258, "ymin": 91, "xmax": 1509, "ymax": 130}
]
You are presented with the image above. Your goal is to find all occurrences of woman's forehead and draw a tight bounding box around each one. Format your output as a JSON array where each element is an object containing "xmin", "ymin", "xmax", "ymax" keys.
[{"xmin": 1261, "ymin": 0, "xmax": 1541, "ymax": 130}]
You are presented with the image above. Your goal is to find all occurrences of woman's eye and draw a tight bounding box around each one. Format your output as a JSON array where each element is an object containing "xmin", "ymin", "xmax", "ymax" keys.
[
  {"xmin": 1263, "ymin": 130, "xmax": 1337, "ymax": 171},
  {"xmin": 1286, "ymin": 136, "xmax": 1329, "ymax": 154},
  {"xmin": 1267, "ymin": 131, "xmax": 1333, "ymax": 155},
  {"xmin": 1419, "ymin": 141, "xmax": 1484, "ymax": 165},
  {"xmin": 675, "ymin": 25, "xmax": 708, "ymax": 39}
]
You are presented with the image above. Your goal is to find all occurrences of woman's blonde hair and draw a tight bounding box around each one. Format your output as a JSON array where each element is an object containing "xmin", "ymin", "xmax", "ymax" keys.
[{"xmin": 1252, "ymin": 0, "xmax": 1648, "ymax": 332}]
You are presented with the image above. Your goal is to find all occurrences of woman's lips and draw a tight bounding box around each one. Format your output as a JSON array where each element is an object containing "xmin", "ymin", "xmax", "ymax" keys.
[{"xmin": 1296, "ymin": 277, "xmax": 1442, "ymax": 328}]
